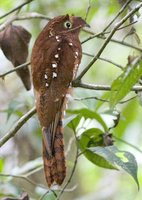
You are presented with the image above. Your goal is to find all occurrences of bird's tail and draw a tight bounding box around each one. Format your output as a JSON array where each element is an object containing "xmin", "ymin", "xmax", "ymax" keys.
[{"xmin": 42, "ymin": 119, "xmax": 66, "ymax": 187}]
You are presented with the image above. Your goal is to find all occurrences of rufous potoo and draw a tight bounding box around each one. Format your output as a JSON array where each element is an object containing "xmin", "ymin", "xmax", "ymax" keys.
[{"xmin": 31, "ymin": 14, "xmax": 89, "ymax": 187}]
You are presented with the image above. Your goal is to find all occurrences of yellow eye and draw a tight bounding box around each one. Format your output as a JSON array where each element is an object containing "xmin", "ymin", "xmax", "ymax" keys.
[{"xmin": 64, "ymin": 21, "xmax": 72, "ymax": 29}]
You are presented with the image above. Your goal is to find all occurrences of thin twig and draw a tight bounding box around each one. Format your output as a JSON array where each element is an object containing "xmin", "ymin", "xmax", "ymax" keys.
[
  {"xmin": 85, "ymin": 0, "xmax": 91, "ymax": 21},
  {"xmin": 0, "ymin": 62, "xmax": 30, "ymax": 79},
  {"xmin": 82, "ymin": 32, "xmax": 142, "ymax": 52},
  {"xmin": 0, "ymin": 107, "xmax": 36, "ymax": 147},
  {"xmin": 39, "ymin": 190, "xmax": 57, "ymax": 200},
  {"xmin": 0, "ymin": 15, "xmax": 17, "ymax": 31},
  {"xmin": 16, "ymin": 12, "xmax": 51, "ymax": 21},
  {"xmin": 56, "ymin": 149, "xmax": 78, "ymax": 200},
  {"xmin": 110, "ymin": 38, "xmax": 142, "ymax": 52},
  {"xmin": 73, "ymin": 82, "xmax": 142, "ymax": 92},
  {"xmin": 103, "ymin": 0, "xmax": 133, "ymax": 32},
  {"xmin": 56, "ymin": 123, "xmax": 79, "ymax": 200},
  {"xmin": 82, "ymin": 20, "xmax": 138, "ymax": 43},
  {"xmin": 74, "ymin": 95, "xmax": 137, "ymax": 104},
  {"xmin": 0, "ymin": 173, "xmax": 46, "ymax": 189},
  {"xmin": 83, "ymin": 52, "xmax": 124, "ymax": 70},
  {"xmin": 114, "ymin": 136, "xmax": 142, "ymax": 154},
  {"xmin": 75, "ymin": 2, "xmax": 142, "ymax": 82},
  {"xmin": 0, "ymin": 0, "xmax": 35, "ymax": 20}
]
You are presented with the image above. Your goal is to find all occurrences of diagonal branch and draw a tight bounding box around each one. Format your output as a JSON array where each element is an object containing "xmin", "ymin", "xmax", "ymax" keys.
[
  {"xmin": 83, "ymin": 52, "xmax": 124, "ymax": 70},
  {"xmin": 103, "ymin": 0, "xmax": 133, "ymax": 32},
  {"xmin": 0, "ymin": 62, "xmax": 30, "ymax": 79},
  {"xmin": 0, "ymin": 107, "xmax": 36, "ymax": 147},
  {"xmin": 0, "ymin": 0, "xmax": 35, "ymax": 20},
  {"xmin": 75, "ymin": 2, "xmax": 142, "ymax": 82}
]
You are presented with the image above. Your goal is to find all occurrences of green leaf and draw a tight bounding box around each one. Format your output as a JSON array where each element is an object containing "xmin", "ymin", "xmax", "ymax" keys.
[
  {"xmin": 88, "ymin": 146, "xmax": 139, "ymax": 188},
  {"xmin": 79, "ymin": 128, "xmax": 105, "ymax": 148},
  {"xmin": 110, "ymin": 60, "xmax": 142, "ymax": 108},
  {"xmin": 67, "ymin": 108, "xmax": 108, "ymax": 131},
  {"xmin": 63, "ymin": 114, "xmax": 78, "ymax": 128},
  {"xmin": 79, "ymin": 128, "xmax": 116, "ymax": 169},
  {"xmin": 67, "ymin": 114, "xmax": 81, "ymax": 130}
]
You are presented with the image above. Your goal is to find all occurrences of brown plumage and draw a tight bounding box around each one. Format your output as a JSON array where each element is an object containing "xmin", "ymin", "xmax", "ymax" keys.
[{"xmin": 31, "ymin": 14, "xmax": 89, "ymax": 187}]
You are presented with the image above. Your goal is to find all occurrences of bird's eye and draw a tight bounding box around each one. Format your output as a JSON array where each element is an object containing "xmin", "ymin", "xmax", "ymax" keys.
[{"xmin": 64, "ymin": 21, "xmax": 72, "ymax": 29}]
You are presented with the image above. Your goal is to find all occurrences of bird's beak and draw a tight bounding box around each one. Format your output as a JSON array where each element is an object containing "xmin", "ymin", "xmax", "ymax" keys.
[
  {"xmin": 84, "ymin": 22, "xmax": 90, "ymax": 28},
  {"xmin": 70, "ymin": 16, "xmax": 90, "ymax": 29},
  {"xmin": 78, "ymin": 17, "xmax": 90, "ymax": 28}
]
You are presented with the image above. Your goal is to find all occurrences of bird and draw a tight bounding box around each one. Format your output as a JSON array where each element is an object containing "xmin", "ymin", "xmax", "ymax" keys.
[{"xmin": 31, "ymin": 14, "xmax": 89, "ymax": 187}]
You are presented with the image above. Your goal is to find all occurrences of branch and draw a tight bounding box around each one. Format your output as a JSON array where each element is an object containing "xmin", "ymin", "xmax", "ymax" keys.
[
  {"xmin": 75, "ymin": 2, "xmax": 142, "ymax": 82},
  {"xmin": 56, "ymin": 146, "xmax": 79, "ymax": 200},
  {"xmin": 74, "ymin": 95, "xmax": 137, "ymax": 104},
  {"xmin": 73, "ymin": 82, "xmax": 142, "ymax": 92},
  {"xmin": 110, "ymin": 38, "xmax": 142, "ymax": 52},
  {"xmin": 0, "ymin": 173, "xmax": 47, "ymax": 189},
  {"xmin": 83, "ymin": 52, "xmax": 124, "ymax": 70},
  {"xmin": 114, "ymin": 136, "xmax": 142, "ymax": 154},
  {"xmin": 0, "ymin": 15, "xmax": 17, "ymax": 31},
  {"xmin": 0, "ymin": 107, "xmax": 36, "ymax": 147},
  {"xmin": 85, "ymin": 0, "xmax": 91, "ymax": 21},
  {"xmin": 103, "ymin": 0, "xmax": 133, "ymax": 32},
  {"xmin": 0, "ymin": 62, "xmax": 30, "ymax": 79},
  {"xmin": 16, "ymin": 12, "xmax": 51, "ymax": 21},
  {"xmin": 0, "ymin": 0, "xmax": 35, "ymax": 20},
  {"xmin": 0, "ymin": 12, "xmax": 51, "ymax": 32}
]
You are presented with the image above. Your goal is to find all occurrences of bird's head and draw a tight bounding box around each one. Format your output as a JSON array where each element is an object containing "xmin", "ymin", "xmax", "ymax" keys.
[{"xmin": 48, "ymin": 14, "xmax": 90, "ymax": 35}]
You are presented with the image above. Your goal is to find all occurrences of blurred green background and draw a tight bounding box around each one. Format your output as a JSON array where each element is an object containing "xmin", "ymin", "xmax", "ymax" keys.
[{"xmin": 0, "ymin": 0, "xmax": 142, "ymax": 199}]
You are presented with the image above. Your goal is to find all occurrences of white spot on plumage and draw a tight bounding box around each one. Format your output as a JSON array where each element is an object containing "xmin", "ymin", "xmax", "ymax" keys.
[
  {"xmin": 54, "ymin": 98, "xmax": 59, "ymax": 102},
  {"xmin": 44, "ymin": 74, "xmax": 48, "ymax": 79},
  {"xmin": 52, "ymin": 63, "xmax": 57, "ymax": 68},
  {"xmin": 46, "ymin": 83, "xmax": 49, "ymax": 87},
  {"xmin": 58, "ymin": 47, "xmax": 61, "ymax": 50},
  {"xmin": 75, "ymin": 52, "xmax": 78, "ymax": 56},
  {"xmin": 55, "ymin": 54, "xmax": 59, "ymax": 58},
  {"xmin": 53, "ymin": 72, "xmax": 57, "ymax": 78},
  {"xmin": 75, "ymin": 64, "xmax": 79, "ymax": 67},
  {"xmin": 69, "ymin": 42, "xmax": 73, "ymax": 46},
  {"xmin": 55, "ymin": 36, "xmax": 60, "ymax": 42},
  {"xmin": 49, "ymin": 30, "xmax": 53, "ymax": 37}
]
